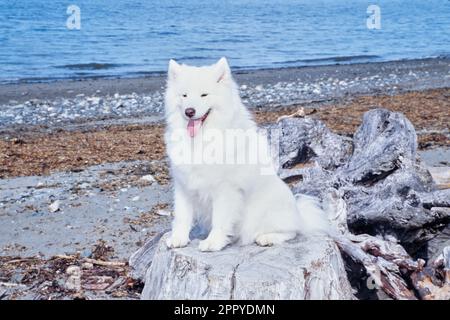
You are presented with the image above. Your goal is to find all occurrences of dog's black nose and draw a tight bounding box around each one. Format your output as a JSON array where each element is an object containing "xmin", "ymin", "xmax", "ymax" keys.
[{"xmin": 185, "ymin": 108, "xmax": 196, "ymax": 118}]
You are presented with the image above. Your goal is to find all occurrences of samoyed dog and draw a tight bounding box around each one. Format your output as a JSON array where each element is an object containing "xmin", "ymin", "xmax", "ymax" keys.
[{"xmin": 164, "ymin": 57, "xmax": 326, "ymax": 252}]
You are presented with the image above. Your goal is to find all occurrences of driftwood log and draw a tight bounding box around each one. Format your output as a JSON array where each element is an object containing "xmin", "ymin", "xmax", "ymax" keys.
[
  {"xmin": 131, "ymin": 108, "xmax": 449, "ymax": 300},
  {"xmin": 272, "ymin": 109, "xmax": 448, "ymax": 252},
  {"xmin": 270, "ymin": 108, "xmax": 450, "ymax": 299}
]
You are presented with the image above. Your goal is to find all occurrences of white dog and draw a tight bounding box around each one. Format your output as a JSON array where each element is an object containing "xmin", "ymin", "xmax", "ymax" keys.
[{"xmin": 164, "ymin": 57, "xmax": 326, "ymax": 252}]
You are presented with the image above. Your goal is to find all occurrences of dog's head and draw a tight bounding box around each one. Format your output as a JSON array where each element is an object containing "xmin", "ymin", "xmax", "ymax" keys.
[{"xmin": 165, "ymin": 57, "xmax": 237, "ymax": 137}]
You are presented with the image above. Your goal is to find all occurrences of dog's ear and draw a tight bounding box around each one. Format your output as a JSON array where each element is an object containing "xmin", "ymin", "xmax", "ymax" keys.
[
  {"xmin": 168, "ymin": 59, "xmax": 181, "ymax": 81},
  {"xmin": 215, "ymin": 57, "xmax": 231, "ymax": 83}
]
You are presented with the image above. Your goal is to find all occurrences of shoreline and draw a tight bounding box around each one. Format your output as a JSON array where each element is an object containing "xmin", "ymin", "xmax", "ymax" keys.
[
  {"xmin": 0, "ymin": 56, "xmax": 446, "ymax": 86},
  {"xmin": 0, "ymin": 57, "xmax": 449, "ymax": 133},
  {"xmin": 1, "ymin": 57, "xmax": 449, "ymax": 105}
]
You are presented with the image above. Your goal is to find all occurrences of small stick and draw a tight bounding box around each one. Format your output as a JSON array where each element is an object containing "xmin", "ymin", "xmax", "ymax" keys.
[
  {"xmin": 53, "ymin": 254, "xmax": 78, "ymax": 260},
  {"xmin": 0, "ymin": 282, "xmax": 25, "ymax": 288},
  {"xmin": 83, "ymin": 258, "xmax": 127, "ymax": 267},
  {"xmin": 4, "ymin": 257, "xmax": 40, "ymax": 265},
  {"xmin": 105, "ymin": 277, "xmax": 127, "ymax": 294}
]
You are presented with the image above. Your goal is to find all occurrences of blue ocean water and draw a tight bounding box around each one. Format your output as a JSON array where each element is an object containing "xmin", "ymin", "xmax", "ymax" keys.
[{"xmin": 0, "ymin": 0, "xmax": 449, "ymax": 83}]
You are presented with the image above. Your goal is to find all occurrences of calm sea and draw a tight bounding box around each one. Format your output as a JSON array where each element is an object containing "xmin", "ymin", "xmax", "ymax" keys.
[{"xmin": 0, "ymin": 0, "xmax": 449, "ymax": 83}]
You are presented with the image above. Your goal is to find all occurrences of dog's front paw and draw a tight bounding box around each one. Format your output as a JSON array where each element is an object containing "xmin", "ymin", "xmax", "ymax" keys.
[
  {"xmin": 166, "ymin": 233, "xmax": 190, "ymax": 249},
  {"xmin": 198, "ymin": 233, "xmax": 229, "ymax": 252}
]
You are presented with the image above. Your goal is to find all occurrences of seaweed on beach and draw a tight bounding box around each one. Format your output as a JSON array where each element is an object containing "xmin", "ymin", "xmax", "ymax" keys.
[
  {"xmin": 1, "ymin": 88, "xmax": 448, "ymax": 179},
  {"xmin": 0, "ymin": 251, "xmax": 143, "ymax": 300},
  {"xmin": 124, "ymin": 203, "xmax": 170, "ymax": 227}
]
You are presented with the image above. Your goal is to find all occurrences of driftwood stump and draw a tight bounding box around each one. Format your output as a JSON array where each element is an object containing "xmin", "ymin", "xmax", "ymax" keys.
[{"xmin": 134, "ymin": 233, "xmax": 354, "ymax": 300}]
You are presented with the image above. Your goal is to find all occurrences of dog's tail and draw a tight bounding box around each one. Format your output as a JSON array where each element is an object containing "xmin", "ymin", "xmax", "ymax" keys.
[{"xmin": 295, "ymin": 194, "xmax": 333, "ymax": 236}]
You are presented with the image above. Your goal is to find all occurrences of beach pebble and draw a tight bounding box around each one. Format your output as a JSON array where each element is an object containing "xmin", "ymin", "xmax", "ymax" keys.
[
  {"xmin": 88, "ymin": 97, "xmax": 102, "ymax": 105},
  {"xmin": 66, "ymin": 265, "xmax": 81, "ymax": 275},
  {"xmin": 78, "ymin": 182, "xmax": 90, "ymax": 189},
  {"xmin": 157, "ymin": 209, "xmax": 171, "ymax": 216},
  {"xmin": 48, "ymin": 200, "xmax": 61, "ymax": 213},
  {"xmin": 65, "ymin": 266, "xmax": 82, "ymax": 291},
  {"xmin": 140, "ymin": 175, "xmax": 156, "ymax": 183},
  {"xmin": 82, "ymin": 262, "xmax": 94, "ymax": 270}
]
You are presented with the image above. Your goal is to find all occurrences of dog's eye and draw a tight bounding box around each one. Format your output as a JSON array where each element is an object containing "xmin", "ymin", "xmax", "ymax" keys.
[
  {"xmin": 182, "ymin": 94, "xmax": 187, "ymax": 98},
  {"xmin": 201, "ymin": 93, "xmax": 208, "ymax": 97}
]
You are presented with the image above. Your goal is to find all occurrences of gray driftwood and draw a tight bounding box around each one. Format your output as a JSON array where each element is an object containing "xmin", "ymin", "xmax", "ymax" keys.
[
  {"xmin": 273, "ymin": 109, "xmax": 449, "ymax": 255},
  {"xmin": 270, "ymin": 108, "xmax": 450, "ymax": 299},
  {"xmin": 128, "ymin": 229, "xmax": 169, "ymax": 280},
  {"xmin": 410, "ymin": 245, "xmax": 450, "ymax": 300},
  {"xmin": 137, "ymin": 233, "xmax": 354, "ymax": 300}
]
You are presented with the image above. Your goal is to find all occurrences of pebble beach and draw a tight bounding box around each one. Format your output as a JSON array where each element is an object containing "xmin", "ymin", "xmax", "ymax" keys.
[{"xmin": 1, "ymin": 58, "xmax": 449, "ymax": 128}]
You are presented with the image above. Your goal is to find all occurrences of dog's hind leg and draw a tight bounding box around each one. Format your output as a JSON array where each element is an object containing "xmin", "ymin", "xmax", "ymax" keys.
[{"xmin": 255, "ymin": 232, "xmax": 297, "ymax": 247}]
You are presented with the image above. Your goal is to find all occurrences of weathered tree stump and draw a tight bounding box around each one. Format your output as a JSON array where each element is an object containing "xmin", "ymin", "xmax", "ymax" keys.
[{"xmin": 136, "ymin": 233, "xmax": 354, "ymax": 300}]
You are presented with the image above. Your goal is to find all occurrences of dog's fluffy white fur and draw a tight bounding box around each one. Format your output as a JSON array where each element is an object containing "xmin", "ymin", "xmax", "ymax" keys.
[{"xmin": 164, "ymin": 57, "xmax": 326, "ymax": 251}]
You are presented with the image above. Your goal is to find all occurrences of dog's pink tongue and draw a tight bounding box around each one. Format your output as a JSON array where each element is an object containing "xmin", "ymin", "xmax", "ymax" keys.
[{"xmin": 187, "ymin": 119, "xmax": 202, "ymax": 138}]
